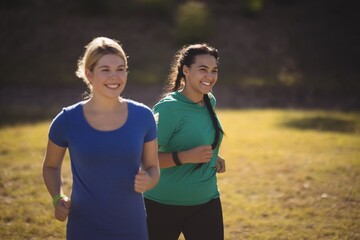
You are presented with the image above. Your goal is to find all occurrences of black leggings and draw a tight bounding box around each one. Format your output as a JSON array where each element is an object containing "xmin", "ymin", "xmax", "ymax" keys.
[{"xmin": 145, "ymin": 198, "xmax": 224, "ymax": 240}]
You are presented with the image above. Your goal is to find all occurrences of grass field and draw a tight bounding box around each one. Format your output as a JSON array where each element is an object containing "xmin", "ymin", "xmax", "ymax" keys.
[{"xmin": 0, "ymin": 109, "xmax": 359, "ymax": 239}]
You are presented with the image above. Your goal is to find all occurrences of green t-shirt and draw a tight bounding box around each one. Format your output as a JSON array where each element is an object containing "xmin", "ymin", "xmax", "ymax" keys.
[{"xmin": 144, "ymin": 91, "xmax": 223, "ymax": 206}]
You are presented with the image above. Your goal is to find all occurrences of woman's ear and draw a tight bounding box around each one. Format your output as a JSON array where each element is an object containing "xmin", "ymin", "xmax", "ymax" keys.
[
  {"xmin": 182, "ymin": 65, "xmax": 189, "ymax": 77},
  {"xmin": 85, "ymin": 69, "xmax": 92, "ymax": 83}
]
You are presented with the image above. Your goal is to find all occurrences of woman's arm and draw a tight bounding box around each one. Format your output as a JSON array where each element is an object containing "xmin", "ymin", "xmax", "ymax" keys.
[
  {"xmin": 42, "ymin": 139, "xmax": 70, "ymax": 221},
  {"xmin": 135, "ymin": 139, "xmax": 160, "ymax": 193},
  {"xmin": 158, "ymin": 145, "xmax": 214, "ymax": 168}
]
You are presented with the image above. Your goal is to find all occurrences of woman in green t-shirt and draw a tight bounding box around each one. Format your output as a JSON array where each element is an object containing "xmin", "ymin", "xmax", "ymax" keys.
[{"xmin": 144, "ymin": 43, "xmax": 226, "ymax": 240}]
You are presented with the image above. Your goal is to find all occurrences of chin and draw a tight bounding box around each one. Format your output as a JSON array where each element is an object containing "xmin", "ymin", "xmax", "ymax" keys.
[{"xmin": 201, "ymin": 88, "xmax": 212, "ymax": 95}]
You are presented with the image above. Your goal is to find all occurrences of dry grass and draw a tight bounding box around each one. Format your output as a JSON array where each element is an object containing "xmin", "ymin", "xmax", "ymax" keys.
[
  {"xmin": 218, "ymin": 109, "xmax": 360, "ymax": 239},
  {"xmin": 0, "ymin": 109, "xmax": 359, "ymax": 239}
]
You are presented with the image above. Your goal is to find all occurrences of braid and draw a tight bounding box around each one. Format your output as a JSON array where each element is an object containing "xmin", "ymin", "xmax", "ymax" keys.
[
  {"xmin": 203, "ymin": 94, "xmax": 222, "ymax": 149},
  {"xmin": 194, "ymin": 93, "xmax": 223, "ymax": 171}
]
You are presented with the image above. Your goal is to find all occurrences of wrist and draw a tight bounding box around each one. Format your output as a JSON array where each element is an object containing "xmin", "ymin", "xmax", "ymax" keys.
[
  {"xmin": 146, "ymin": 167, "xmax": 160, "ymax": 188},
  {"xmin": 172, "ymin": 151, "xmax": 182, "ymax": 166},
  {"xmin": 53, "ymin": 193, "xmax": 66, "ymax": 207}
]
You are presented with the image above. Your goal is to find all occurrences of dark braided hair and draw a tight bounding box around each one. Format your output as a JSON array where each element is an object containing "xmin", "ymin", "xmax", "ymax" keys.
[{"xmin": 163, "ymin": 43, "xmax": 223, "ymax": 170}]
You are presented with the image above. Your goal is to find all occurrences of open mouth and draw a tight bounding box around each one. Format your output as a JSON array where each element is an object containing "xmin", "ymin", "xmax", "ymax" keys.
[
  {"xmin": 201, "ymin": 81, "xmax": 211, "ymax": 86},
  {"xmin": 105, "ymin": 84, "xmax": 120, "ymax": 89}
]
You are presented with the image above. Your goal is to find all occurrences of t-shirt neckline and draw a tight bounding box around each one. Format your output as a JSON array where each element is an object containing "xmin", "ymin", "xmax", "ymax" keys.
[
  {"xmin": 80, "ymin": 100, "xmax": 130, "ymax": 133},
  {"xmin": 173, "ymin": 92, "xmax": 206, "ymax": 108}
]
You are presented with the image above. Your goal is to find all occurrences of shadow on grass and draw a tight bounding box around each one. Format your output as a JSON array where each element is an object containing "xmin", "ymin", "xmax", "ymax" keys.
[{"xmin": 282, "ymin": 116, "xmax": 358, "ymax": 134}]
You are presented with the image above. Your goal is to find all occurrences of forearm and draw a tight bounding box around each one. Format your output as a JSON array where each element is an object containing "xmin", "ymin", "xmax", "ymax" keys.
[
  {"xmin": 42, "ymin": 140, "xmax": 67, "ymax": 198},
  {"xmin": 158, "ymin": 152, "xmax": 187, "ymax": 168},
  {"xmin": 44, "ymin": 166, "xmax": 71, "ymax": 222},
  {"xmin": 43, "ymin": 166, "xmax": 64, "ymax": 198},
  {"xmin": 159, "ymin": 145, "xmax": 212, "ymax": 168}
]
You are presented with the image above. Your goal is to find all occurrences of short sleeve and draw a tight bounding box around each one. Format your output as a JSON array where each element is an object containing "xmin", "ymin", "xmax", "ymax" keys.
[
  {"xmin": 153, "ymin": 103, "xmax": 176, "ymax": 147},
  {"xmin": 48, "ymin": 109, "xmax": 68, "ymax": 147}
]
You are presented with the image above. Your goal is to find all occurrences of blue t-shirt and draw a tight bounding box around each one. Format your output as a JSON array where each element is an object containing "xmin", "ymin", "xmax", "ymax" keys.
[{"xmin": 49, "ymin": 99, "xmax": 157, "ymax": 240}]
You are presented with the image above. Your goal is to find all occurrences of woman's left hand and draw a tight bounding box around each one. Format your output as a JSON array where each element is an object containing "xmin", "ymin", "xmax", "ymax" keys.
[
  {"xmin": 216, "ymin": 156, "xmax": 226, "ymax": 173},
  {"xmin": 134, "ymin": 169, "xmax": 151, "ymax": 193}
]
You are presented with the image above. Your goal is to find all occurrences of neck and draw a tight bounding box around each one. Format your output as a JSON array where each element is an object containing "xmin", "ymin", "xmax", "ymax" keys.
[
  {"xmin": 181, "ymin": 88, "xmax": 204, "ymax": 104},
  {"xmin": 87, "ymin": 95, "xmax": 123, "ymax": 113}
]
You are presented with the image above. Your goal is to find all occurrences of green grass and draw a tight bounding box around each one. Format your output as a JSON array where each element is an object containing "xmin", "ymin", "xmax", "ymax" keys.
[{"xmin": 1, "ymin": 109, "xmax": 359, "ymax": 239}]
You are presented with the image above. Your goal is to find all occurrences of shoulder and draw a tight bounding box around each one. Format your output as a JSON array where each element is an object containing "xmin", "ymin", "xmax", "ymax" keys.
[
  {"xmin": 52, "ymin": 101, "xmax": 83, "ymax": 122},
  {"xmin": 153, "ymin": 93, "xmax": 178, "ymax": 113},
  {"xmin": 126, "ymin": 99, "xmax": 151, "ymax": 112},
  {"xmin": 126, "ymin": 99, "xmax": 154, "ymax": 119},
  {"xmin": 62, "ymin": 101, "xmax": 83, "ymax": 113}
]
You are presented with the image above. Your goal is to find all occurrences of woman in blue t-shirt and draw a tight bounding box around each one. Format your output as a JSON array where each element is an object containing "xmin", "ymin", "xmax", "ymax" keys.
[
  {"xmin": 42, "ymin": 37, "xmax": 160, "ymax": 240},
  {"xmin": 144, "ymin": 43, "xmax": 226, "ymax": 240}
]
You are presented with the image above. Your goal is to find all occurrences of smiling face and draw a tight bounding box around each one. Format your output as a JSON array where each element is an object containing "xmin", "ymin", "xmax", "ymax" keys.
[
  {"xmin": 182, "ymin": 54, "xmax": 218, "ymax": 101},
  {"xmin": 85, "ymin": 54, "xmax": 127, "ymax": 99}
]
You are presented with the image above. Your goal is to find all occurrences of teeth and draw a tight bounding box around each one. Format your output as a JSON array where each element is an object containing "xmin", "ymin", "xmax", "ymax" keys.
[
  {"xmin": 106, "ymin": 84, "xmax": 119, "ymax": 89},
  {"xmin": 201, "ymin": 82, "xmax": 211, "ymax": 86}
]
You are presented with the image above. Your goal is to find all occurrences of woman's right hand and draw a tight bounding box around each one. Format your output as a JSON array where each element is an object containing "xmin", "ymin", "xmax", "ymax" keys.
[
  {"xmin": 54, "ymin": 196, "xmax": 71, "ymax": 222},
  {"xmin": 179, "ymin": 145, "xmax": 213, "ymax": 164}
]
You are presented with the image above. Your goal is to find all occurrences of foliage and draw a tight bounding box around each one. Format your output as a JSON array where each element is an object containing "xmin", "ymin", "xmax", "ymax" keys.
[
  {"xmin": 1, "ymin": 0, "xmax": 359, "ymax": 101},
  {"xmin": 241, "ymin": 0, "xmax": 265, "ymax": 16},
  {"xmin": 174, "ymin": 1, "xmax": 213, "ymax": 45}
]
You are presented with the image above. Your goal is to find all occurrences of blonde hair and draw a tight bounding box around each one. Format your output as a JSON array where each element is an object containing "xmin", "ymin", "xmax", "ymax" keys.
[{"xmin": 76, "ymin": 37, "xmax": 128, "ymax": 97}]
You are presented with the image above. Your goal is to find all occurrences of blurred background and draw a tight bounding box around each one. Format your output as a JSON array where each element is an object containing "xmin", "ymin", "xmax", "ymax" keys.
[{"xmin": 1, "ymin": 0, "xmax": 359, "ymax": 123}]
